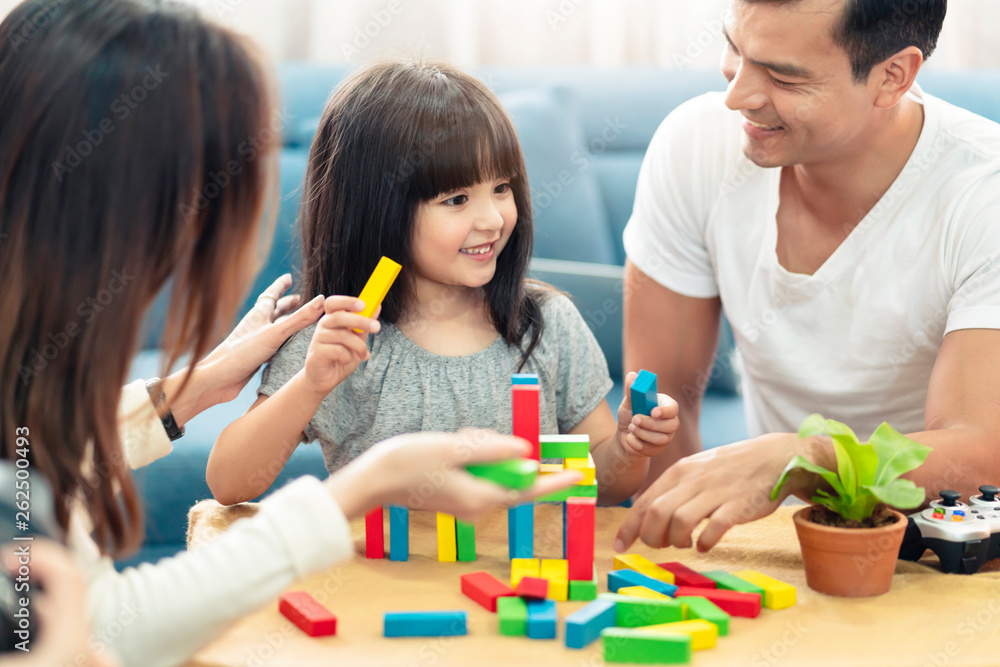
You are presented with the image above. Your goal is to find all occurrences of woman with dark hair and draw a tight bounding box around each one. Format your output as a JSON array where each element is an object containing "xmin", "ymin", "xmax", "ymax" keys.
[{"xmin": 0, "ymin": 2, "xmax": 576, "ymax": 665}]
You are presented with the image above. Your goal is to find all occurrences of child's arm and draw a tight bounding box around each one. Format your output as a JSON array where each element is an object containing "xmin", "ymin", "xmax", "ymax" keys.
[
  {"xmin": 207, "ymin": 296, "xmax": 379, "ymax": 505},
  {"xmin": 571, "ymin": 371, "xmax": 680, "ymax": 506}
]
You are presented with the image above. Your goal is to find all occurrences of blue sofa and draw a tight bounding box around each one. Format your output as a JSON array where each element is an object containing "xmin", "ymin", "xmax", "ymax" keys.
[{"xmin": 119, "ymin": 64, "xmax": 1000, "ymax": 568}]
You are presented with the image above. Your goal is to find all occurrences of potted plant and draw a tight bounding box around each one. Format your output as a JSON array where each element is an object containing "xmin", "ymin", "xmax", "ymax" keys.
[{"xmin": 770, "ymin": 413, "xmax": 932, "ymax": 597}]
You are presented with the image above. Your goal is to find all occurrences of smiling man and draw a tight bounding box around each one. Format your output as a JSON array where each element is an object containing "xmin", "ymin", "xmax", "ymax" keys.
[{"xmin": 617, "ymin": 0, "xmax": 1000, "ymax": 553}]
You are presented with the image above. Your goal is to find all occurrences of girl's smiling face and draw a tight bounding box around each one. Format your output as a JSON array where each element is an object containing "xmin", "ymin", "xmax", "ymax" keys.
[{"xmin": 411, "ymin": 177, "xmax": 517, "ymax": 292}]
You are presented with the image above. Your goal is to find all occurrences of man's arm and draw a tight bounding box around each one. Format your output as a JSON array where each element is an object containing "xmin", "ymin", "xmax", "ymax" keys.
[{"xmin": 623, "ymin": 259, "xmax": 722, "ymax": 494}]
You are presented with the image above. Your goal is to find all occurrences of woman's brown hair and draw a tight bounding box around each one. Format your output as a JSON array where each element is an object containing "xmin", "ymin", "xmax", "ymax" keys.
[{"xmin": 0, "ymin": 0, "xmax": 278, "ymax": 556}]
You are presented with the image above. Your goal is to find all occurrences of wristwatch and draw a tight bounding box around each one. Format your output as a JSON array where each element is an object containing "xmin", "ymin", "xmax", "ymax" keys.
[{"xmin": 144, "ymin": 377, "xmax": 186, "ymax": 441}]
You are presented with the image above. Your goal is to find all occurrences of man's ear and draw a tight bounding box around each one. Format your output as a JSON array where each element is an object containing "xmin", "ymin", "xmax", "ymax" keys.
[{"xmin": 873, "ymin": 46, "xmax": 923, "ymax": 109}]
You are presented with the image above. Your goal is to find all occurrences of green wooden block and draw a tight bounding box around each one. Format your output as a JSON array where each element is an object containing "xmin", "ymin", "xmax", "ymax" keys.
[
  {"xmin": 539, "ymin": 435, "xmax": 590, "ymax": 459},
  {"xmin": 536, "ymin": 483, "xmax": 598, "ymax": 503},
  {"xmin": 498, "ymin": 596, "xmax": 528, "ymax": 636},
  {"xmin": 598, "ymin": 593, "xmax": 684, "ymax": 627},
  {"xmin": 601, "ymin": 627, "xmax": 691, "ymax": 664},
  {"xmin": 456, "ymin": 520, "xmax": 476, "ymax": 561},
  {"xmin": 701, "ymin": 570, "xmax": 764, "ymax": 600},
  {"xmin": 677, "ymin": 596, "xmax": 730, "ymax": 637},
  {"xmin": 569, "ymin": 579, "xmax": 598, "ymax": 601},
  {"xmin": 465, "ymin": 459, "xmax": 538, "ymax": 490}
]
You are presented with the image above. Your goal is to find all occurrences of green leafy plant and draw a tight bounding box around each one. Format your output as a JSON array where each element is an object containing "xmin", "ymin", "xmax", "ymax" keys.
[{"xmin": 770, "ymin": 413, "xmax": 932, "ymax": 522}]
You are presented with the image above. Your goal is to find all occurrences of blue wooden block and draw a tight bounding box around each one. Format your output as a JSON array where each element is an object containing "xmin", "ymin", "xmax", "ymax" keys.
[
  {"xmin": 508, "ymin": 502, "xmax": 533, "ymax": 559},
  {"xmin": 565, "ymin": 599, "xmax": 616, "ymax": 649},
  {"xmin": 384, "ymin": 611, "xmax": 467, "ymax": 637},
  {"xmin": 389, "ymin": 505, "xmax": 409, "ymax": 561},
  {"xmin": 630, "ymin": 369, "xmax": 658, "ymax": 417},
  {"xmin": 526, "ymin": 599, "xmax": 557, "ymax": 639},
  {"xmin": 608, "ymin": 569, "xmax": 678, "ymax": 597},
  {"xmin": 512, "ymin": 373, "xmax": 539, "ymax": 385}
]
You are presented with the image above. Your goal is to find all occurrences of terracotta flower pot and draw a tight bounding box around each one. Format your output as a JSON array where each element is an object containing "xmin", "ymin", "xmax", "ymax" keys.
[{"xmin": 793, "ymin": 505, "xmax": 908, "ymax": 597}]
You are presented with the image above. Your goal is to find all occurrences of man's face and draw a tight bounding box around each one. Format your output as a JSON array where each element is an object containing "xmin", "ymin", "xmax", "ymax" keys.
[{"xmin": 721, "ymin": 0, "xmax": 880, "ymax": 169}]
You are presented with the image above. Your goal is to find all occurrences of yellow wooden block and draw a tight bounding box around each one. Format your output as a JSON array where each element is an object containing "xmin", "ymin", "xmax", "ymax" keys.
[
  {"xmin": 640, "ymin": 619, "xmax": 719, "ymax": 650},
  {"xmin": 563, "ymin": 454, "xmax": 596, "ymax": 485},
  {"xmin": 511, "ymin": 558, "xmax": 540, "ymax": 588},
  {"xmin": 541, "ymin": 559, "xmax": 569, "ymax": 601},
  {"xmin": 436, "ymin": 512, "xmax": 456, "ymax": 562},
  {"xmin": 354, "ymin": 256, "xmax": 401, "ymax": 331},
  {"xmin": 613, "ymin": 554, "xmax": 676, "ymax": 585},
  {"xmin": 733, "ymin": 569, "xmax": 797, "ymax": 609},
  {"xmin": 618, "ymin": 586, "xmax": 670, "ymax": 600},
  {"xmin": 539, "ymin": 463, "xmax": 563, "ymax": 475}
]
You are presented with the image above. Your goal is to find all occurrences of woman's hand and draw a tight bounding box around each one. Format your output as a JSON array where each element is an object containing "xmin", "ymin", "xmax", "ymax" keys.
[
  {"xmin": 326, "ymin": 429, "xmax": 584, "ymax": 522},
  {"xmin": 616, "ymin": 371, "xmax": 681, "ymax": 458},
  {"xmin": 302, "ymin": 296, "xmax": 381, "ymax": 397}
]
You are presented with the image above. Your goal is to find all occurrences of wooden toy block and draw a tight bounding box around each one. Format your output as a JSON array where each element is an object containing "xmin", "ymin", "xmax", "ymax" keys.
[
  {"xmin": 676, "ymin": 596, "xmax": 730, "ymax": 636},
  {"xmin": 455, "ymin": 519, "xmax": 476, "ymax": 561},
  {"xmin": 526, "ymin": 599, "xmax": 557, "ymax": 639},
  {"xmin": 466, "ymin": 458, "xmax": 538, "ymax": 490},
  {"xmin": 569, "ymin": 579, "xmax": 598, "ymax": 601},
  {"xmin": 640, "ymin": 619, "xmax": 718, "ymax": 650},
  {"xmin": 436, "ymin": 513, "xmax": 456, "ymax": 562},
  {"xmin": 564, "ymin": 453, "xmax": 596, "ymax": 485},
  {"xmin": 630, "ymin": 369, "xmax": 658, "ymax": 417},
  {"xmin": 701, "ymin": 570, "xmax": 764, "ymax": 601},
  {"xmin": 511, "ymin": 558, "xmax": 540, "ymax": 588},
  {"xmin": 539, "ymin": 434, "xmax": 590, "ymax": 459},
  {"xmin": 601, "ymin": 627, "xmax": 691, "ymax": 664},
  {"xmin": 389, "ymin": 505, "xmax": 408, "ymax": 562},
  {"xmin": 673, "ymin": 586, "xmax": 761, "ymax": 619},
  {"xmin": 536, "ymin": 482, "xmax": 597, "ymax": 503},
  {"xmin": 516, "ymin": 576, "xmax": 549, "ymax": 600},
  {"xmin": 732, "ymin": 569, "xmax": 797, "ymax": 609},
  {"xmin": 278, "ymin": 591, "xmax": 337, "ymax": 637},
  {"xmin": 512, "ymin": 384, "xmax": 541, "ymax": 460},
  {"xmin": 598, "ymin": 593, "xmax": 684, "ymax": 627},
  {"xmin": 460, "ymin": 571, "xmax": 514, "ymax": 612},
  {"xmin": 541, "ymin": 558, "xmax": 569, "ymax": 601},
  {"xmin": 497, "ymin": 596, "xmax": 528, "ymax": 636},
  {"xmin": 566, "ymin": 497, "xmax": 595, "ymax": 581},
  {"xmin": 512, "ymin": 373, "xmax": 539, "ymax": 385},
  {"xmin": 539, "ymin": 463, "xmax": 563, "ymax": 475},
  {"xmin": 608, "ymin": 569, "xmax": 678, "ymax": 597},
  {"xmin": 618, "ymin": 585, "xmax": 671, "ymax": 600},
  {"xmin": 365, "ymin": 507, "xmax": 384, "ymax": 559},
  {"xmin": 656, "ymin": 562, "xmax": 717, "ymax": 589},
  {"xmin": 565, "ymin": 599, "xmax": 617, "ymax": 649},
  {"xmin": 613, "ymin": 554, "xmax": 676, "ymax": 584},
  {"xmin": 354, "ymin": 256, "xmax": 401, "ymax": 332},
  {"xmin": 384, "ymin": 611, "xmax": 467, "ymax": 637},
  {"xmin": 508, "ymin": 503, "xmax": 533, "ymax": 558}
]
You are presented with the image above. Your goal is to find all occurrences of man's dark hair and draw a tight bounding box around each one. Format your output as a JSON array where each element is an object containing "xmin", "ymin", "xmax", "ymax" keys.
[{"xmin": 746, "ymin": 0, "xmax": 947, "ymax": 82}]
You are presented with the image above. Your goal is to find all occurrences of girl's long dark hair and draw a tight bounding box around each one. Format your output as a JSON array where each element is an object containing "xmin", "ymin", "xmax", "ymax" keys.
[{"xmin": 300, "ymin": 59, "xmax": 547, "ymax": 367}]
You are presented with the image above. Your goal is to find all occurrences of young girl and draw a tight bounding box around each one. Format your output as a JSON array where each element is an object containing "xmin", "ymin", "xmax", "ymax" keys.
[{"xmin": 208, "ymin": 59, "xmax": 680, "ymax": 507}]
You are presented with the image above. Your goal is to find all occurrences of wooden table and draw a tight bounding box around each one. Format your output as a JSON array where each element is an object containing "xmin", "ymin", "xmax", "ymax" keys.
[{"xmin": 184, "ymin": 503, "xmax": 1000, "ymax": 667}]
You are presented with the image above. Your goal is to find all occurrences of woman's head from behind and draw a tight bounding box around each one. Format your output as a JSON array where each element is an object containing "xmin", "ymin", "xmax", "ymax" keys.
[
  {"xmin": 0, "ymin": 0, "xmax": 278, "ymax": 554},
  {"xmin": 300, "ymin": 59, "xmax": 535, "ymax": 336}
]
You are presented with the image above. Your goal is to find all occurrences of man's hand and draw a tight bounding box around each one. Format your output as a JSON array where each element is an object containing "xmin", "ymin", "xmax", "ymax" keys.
[{"xmin": 615, "ymin": 432, "xmax": 832, "ymax": 553}]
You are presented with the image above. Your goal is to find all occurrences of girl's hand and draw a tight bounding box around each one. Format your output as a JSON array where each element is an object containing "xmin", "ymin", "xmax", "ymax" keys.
[
  {"xmin": 303, "ymin": 296, "xmax": 381, "ymax": 395},
  {"xmin": 617, "ymin": 371, "xmax": 680, "ymax": 458},
  {"xmin": 326, "ymin": 429, "xmax": 584, "ymax": 522}
]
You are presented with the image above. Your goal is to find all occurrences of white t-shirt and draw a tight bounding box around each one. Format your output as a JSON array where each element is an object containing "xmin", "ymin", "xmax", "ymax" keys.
[{"xmin": 623, "ymin": 86, "xmax": 1000, "ymax": 440}]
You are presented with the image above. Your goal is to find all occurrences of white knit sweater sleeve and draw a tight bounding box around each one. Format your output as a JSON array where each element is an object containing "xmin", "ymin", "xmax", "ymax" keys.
[{"xmin": 118, "ymin": 379, "xmax": 173, "ymax": 468}]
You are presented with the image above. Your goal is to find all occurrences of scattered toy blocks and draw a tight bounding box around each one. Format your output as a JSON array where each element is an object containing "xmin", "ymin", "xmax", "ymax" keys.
[
  {"xmin": 565, "ymin": 598, "xmax": 617, "ymax": 649},
  {"xmin": 630, "ymin": 369, "xmax": 658, "ymax": 417},
  {"xmin": 541, "ymin": 558, "xmax": 569, "ymax": 601},
  {"xmin": 618, "ymin": 585, "xmax": 671, "ymax": 600},
  {"xmin": 436, "ymin": 513, "xmax": 456, "ymax": 562},
  {"xmin": 511, "ymin": 558, "xmax": 540, "ymax": 588},
  {"xmin": 365, "ymin": 507, "xmax": 384, "ymax": 559},
  {"xmin": 731, "ymin": 569, "xmax": 796, "ymax": 609},
  {"xmin": 539, "ymin": 434, "xmax": 590, "ymax": 459},
  {"xmin": 516, "ymin": 576, "xmax": 549, "ymax": 600},
  {"xmin": 512, "ymin": 383, "xmax": 541, "ymax": 460},
  {"xmin": 526, "ymin": 599, "xmax": 557, "ymax": 639},
  {"xmin": 701, "ymin": 570, "xmax": 765, "ymax": 600},
  {"xmin": 466, "ymin": 459, "xmax": 538, "ymax": 490},
  {"xmin": 508, "ymin": 503, "xmax": 533, "ymax": 558},
  {"xmin": 640, "ymin": 619, "xmax": 718, "ymax": 651},
  {"xmin": 569, "ymin": 578, "xmax": 598, "ymax": 601},
  {"xmin": 676, "ymin": 596, "xmax": 730, "ymax": 636},
  {"xmin": 564, "ymin": 453, "xmax": 596, "ymax": 485},
  {"xmin": 354, "ymin": 256, "xmax": 401, "ymax": 332},
  {"xmin": 613, "ymin": 554, "xmax": 676, "ymax": 584},
  {"xmin": 598, "ymin": 593, "xmax": 684, "ymax": 627},
  {"xmin": 566, "ymin": 497, "xmax": 596, "ymax": 581},
  {"xmin": 279, "ymin": 591, "xmax": 337, "ymax": 637},
  {"xmin": 608, "ymin": 569, "xmax": 678, "ymax": 597},
  {"xmin": 656, "ymin": 562, "xmax": 717, "ymax": 589},
  {"xmin": 384, "ymin": 611, "xmax": 467, "ymax": 637},
  {"xmin": 460, "ymin": 571, "xmax": 514, "ymax": 612},
  {"xmin": 601, "ymin": 627, "xmax": 691, "ymax": 665},
  {"xmin": 497, "ymin": 596, "xmax": 528, "ymax": 636},
  {"xmin": 456, "ymin": 519, "xmax": 476, "ymax": 562},
  {"xmin": 673, "ymin": 586, "xmax": 761, "ymax": 619},
  {"xmin": 389, "ymin": 505, "xmax": 408, "ymax": 562}
]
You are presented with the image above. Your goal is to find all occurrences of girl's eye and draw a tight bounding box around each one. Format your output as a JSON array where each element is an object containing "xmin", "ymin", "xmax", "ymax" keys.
[
  {"xmin": 443, "ymin": 194, "xmax": 467, "ymax": 206},
  {"xmin": 770, "ymin": 75, "xmax": 796, "ymax": 89},
  {"xmin": 495, "ymin": 182, "xmax": 511, "ymax": 194}
]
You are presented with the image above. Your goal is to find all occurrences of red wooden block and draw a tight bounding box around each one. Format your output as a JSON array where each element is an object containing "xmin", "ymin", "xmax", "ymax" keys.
[
  {"xmin": 674, "ymin": 586, "xmax": 761, "ymax": 618},
  {"xmin": 566, "ymin": 497, "xmax": 596, "ymax": 580},
  {"xmin": 279, "ymin": 591, "xmax": 337, "ymax": 637},
  {"xmin": 461, "ymin": 571, "xmax": 515, "ymax": 612},
  {"xmin": 512, "ymin": 385, "xmax": 541, "ymax": 461},
  {"xmin": 516, "ymin": 576, "xmax": 549, "ymax": 600},
  {"xmin": 657, "ymin": 561, "xmax": 717, "ymax": 589},
  {"xmin": 365, "ymin": 506, "xmax": 384, "ymax": 559}
]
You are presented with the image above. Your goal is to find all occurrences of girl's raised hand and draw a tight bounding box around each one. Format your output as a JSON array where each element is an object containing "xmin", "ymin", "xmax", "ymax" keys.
[
  {"xmin": 617, "ymin": 371, "xmax": 681, "ymax": 458},
  {"xmin": 303, "ymin": 296, "xmax": 381, "ymax": 395}
]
